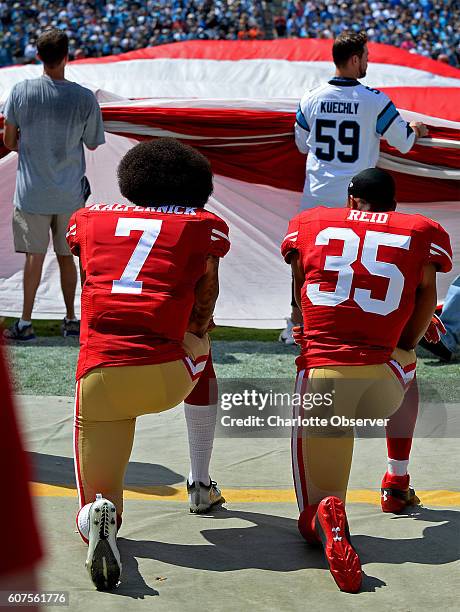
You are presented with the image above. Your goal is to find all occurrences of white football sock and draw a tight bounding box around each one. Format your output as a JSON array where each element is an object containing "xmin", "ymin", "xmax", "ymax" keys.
[
  {"xmin": 184, "ymin": 403, "xmax": 217, "ymax": 486},
  {"xmin": 18, "ymin": 319, "xmax": 32, "ymax": 330},
  {"xmin": 77, "ymin": 502, "xmax": 92, "ymax": 540},
  {"xmin": 388, "ymin": 458, "xmax": 409, "ymax": 477}
]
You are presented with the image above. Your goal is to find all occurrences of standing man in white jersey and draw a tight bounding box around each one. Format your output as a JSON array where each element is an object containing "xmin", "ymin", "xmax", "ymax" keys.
[{"xmin": 295, "ymin": 30, "xmax": 428, "ymax": 210}]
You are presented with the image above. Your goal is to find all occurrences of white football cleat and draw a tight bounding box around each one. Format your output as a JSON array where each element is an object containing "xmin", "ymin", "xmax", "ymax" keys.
[
  {"xmin": 85, "ymin": 494, "xmax": 121, "ymax": 590},
  {"xmin": 279, "ymin": 317, "xmax": 296, "ymax": 345},
  {"xmin": 187, "ymin": 480, "xmax": 225, "ymax": 514}
]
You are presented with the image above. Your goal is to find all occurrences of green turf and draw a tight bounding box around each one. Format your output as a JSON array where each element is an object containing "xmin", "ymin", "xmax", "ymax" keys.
[
  {"xmin": 5, "ymin": 336, "xmax": 459, "ymax": 400},
  {"xmin": 1, "ymin": 318, "xmax": 281, "ymax": 342}
]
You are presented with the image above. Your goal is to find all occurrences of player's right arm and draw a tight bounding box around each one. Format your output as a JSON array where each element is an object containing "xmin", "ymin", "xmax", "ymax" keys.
[
  {"xmin": 375, "ymin": 92, "xmax": 426, "ymax": 154},
  {"xmin": 398, "ymin": 263, "xmax": 437, "ymax": 350},
  {"xmin": 398, "ymin": 219, "xmax": 452, "ymax": 349},
  {"xmin": 294, "ymin": 101, "xmax": 310, "ymax": 154},
  {"xmin": 290, "ymin": 251, "xmax": 305, "ymax": 310}
]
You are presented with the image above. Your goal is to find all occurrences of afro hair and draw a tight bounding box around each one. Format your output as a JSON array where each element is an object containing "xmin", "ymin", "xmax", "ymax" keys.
[{"xmin": 117, "ymin": 137, "xmax": 213, "ymax": 208}]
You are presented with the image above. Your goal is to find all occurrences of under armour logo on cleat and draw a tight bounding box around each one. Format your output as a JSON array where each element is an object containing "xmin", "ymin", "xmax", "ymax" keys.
[
  {"xmin": 332, "ymin": 527, "xmax": 342, "ymax": 542},
  {"xmin": 382, "ymin": 490, "xmax": 388, "ymax": 502}
]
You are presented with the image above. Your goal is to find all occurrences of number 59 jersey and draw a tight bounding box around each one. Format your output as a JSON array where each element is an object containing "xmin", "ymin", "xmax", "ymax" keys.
[
  {"xmin": 67, "ymin": 203, "xmax": 230, "ymax": 380},
  {"xmin": 296, "ymin": 79, "xmax": 416, "ymax": 207},
  {"xmin": 281, "ymin": 206, "xmax": 452, "ymax": 369}
]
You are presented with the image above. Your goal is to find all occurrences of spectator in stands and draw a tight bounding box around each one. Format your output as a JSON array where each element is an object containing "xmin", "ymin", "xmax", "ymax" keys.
[
  {"xmin": 0, "ymin": 2, "xmax": 457, "ymax": 67},
  {"xmin": 2, "ymin": 29, "xmax": 105, "ymax": 341},
  {"xmin": 278, "ymin": 0, "xmax": 459, "ymax": 66}
]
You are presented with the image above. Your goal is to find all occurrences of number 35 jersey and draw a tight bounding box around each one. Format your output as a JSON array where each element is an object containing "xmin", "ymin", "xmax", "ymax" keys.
[
  {"xmin": 295, "ymin": 79, "xmax": 416, "ymax": 208},
  {"xmin": 67, "ymin": 203, "xmax": 230, "ymax": 380},
  {"xmin": 281, "ymin": 206, "xmax": 452, "ymax": 369}
]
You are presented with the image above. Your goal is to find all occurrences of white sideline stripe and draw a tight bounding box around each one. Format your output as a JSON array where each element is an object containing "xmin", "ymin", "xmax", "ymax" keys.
[
  {"xmin": 185, "ymin": 357, "xmax": 207, "ymax": 376},
  {"xmin": 211, "ymin": 228, "xmax": 230, "ymax": 241}
]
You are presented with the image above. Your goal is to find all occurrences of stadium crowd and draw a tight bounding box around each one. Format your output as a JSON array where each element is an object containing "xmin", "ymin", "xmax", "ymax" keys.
[{"xmin": 0, "ymin": 0, "xmax": 458, "ymax": 68}]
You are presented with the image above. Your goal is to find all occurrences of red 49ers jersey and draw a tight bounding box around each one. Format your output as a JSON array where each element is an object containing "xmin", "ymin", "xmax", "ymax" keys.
[
  {"xmin": 281, "ymin": 206, "xmax": 452, "ymax": 369},
  {"xmin": 67, "ymin": 203, "xmax": 230, "ymax": 380}
]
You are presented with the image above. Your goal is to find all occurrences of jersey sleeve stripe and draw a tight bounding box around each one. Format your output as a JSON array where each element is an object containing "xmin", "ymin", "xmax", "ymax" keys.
[
  {"xmin": 430, "ymin": 243, "xmax": 452, "ymax": 262},
  {"xmin": 376, "ymin": 102, "xmax": 400, "ymax": 136},
  {"xmin": 295, "ymin": 106, "xmax": 310, "ymax": 132},
  {"xmin": 211, "ymin": 228, "xmax": 230, "ymax": 241},
  {"xmin": 284, "ymin": 231, "xmax": 299, "ymax": 240}
]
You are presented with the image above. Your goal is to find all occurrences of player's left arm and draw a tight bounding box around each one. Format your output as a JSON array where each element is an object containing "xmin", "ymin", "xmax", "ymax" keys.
[
  {"xmin": 188, "ymin": 255, "xmax": 220, "ymax": 338},
  {"xmin": 376, "ymin": 93, "xmax": 426, "ymax": 154},
  {"xmin": 398, "ymin": 263, "xmax": 437, "ymax": 350},
  {"xmin": 187, "ymin": 216, "xmax": 230, "ymax": 337}
]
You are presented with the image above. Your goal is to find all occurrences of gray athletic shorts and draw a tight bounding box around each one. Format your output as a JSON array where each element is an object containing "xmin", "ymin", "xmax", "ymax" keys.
[{"xmin": 12, "ymin": 208, "xmax": 74, "ymax": 256}]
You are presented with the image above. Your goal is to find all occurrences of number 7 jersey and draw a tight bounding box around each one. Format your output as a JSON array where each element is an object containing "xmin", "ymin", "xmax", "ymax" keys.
[
  {"xmin": 67, "ymin": 203, "xmax": 230, "ymax": 380},
  {"xmin": 281, "ymin": 206, "xmax": 452, "ymax": 369}
]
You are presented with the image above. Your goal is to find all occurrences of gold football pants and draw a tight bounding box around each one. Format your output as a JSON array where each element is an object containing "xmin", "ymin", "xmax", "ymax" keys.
[
  {"xmin": 74, "ymin": 333, "xmax": 210, "ymax": 514},
  {"xmin": 292, "ymin": 348, "xmax": 416, "ymax": 509}
]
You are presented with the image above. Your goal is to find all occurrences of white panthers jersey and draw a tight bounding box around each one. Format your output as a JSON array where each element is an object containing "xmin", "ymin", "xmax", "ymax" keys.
[{"xmin": 295, "ymin": 76, "xmax": 416, "ymax": 209}]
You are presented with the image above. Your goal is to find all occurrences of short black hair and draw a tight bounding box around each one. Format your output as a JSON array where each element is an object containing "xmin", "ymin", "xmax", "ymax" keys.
[
  {"xmin": 37, "ymin": 29, "xmax": 69, "ymax": 68},
  {"xmin": 348, "ymin": 168, "xmax": 396, "ymax": 211},
  {"xmin": 332, "ymin": 31, "xmax": 367, "ymax": 67},
  {"xmin": 118, "ymin": 138, "xmax": 213, "ymax": 208}
]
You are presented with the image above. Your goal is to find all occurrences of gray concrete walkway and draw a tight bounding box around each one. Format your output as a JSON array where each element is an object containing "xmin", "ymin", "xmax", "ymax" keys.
[{"xmin": 17, "ymin": 396, "xmax": 460, "ymax": 612}]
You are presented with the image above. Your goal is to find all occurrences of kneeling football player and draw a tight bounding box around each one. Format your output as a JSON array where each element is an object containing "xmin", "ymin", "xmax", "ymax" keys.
[
  {"xmin": 66, "ymin": 138, "xmax": 230, "ymax": 590},
  {"xmin": 281, "ymin": 168, "xmax": 452, "ymax": 592}
]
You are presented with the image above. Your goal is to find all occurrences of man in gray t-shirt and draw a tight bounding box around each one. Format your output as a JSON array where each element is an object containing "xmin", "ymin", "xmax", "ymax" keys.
[{"xmin": 2, "ymin": 28, "xmax": 105, "ymax": 341}]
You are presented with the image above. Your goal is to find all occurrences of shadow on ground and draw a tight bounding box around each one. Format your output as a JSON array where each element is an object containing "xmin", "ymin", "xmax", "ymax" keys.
[
  {"xmin": 112, "ymin": 506, "xmax": 459, "ymax": 599},
  {"xmin": 29, "ymin": 452, "xmax": 185, "ymax": 489}
]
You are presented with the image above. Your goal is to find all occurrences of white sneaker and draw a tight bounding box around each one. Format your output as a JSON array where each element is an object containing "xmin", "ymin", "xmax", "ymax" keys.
[
  {"xmin": 279, "ymin": 317, "xmax": 296, "ymax": 345},
  {"xmin": 85, "ymin": 494, "xmax": 121, "ymax": 590},
  {"xmin": 187, "ymin": 480, "xmax": 225, "ymax": 514}
]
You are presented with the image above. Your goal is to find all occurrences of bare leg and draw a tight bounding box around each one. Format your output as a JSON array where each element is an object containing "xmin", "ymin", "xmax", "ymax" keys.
[
  {"xmin": 57, "ymin": 255, "xmax": 77, "ymax": 320},
  {"xmin": 22, "ymin": 253, "xmax": 46, "ymax": 321}
]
